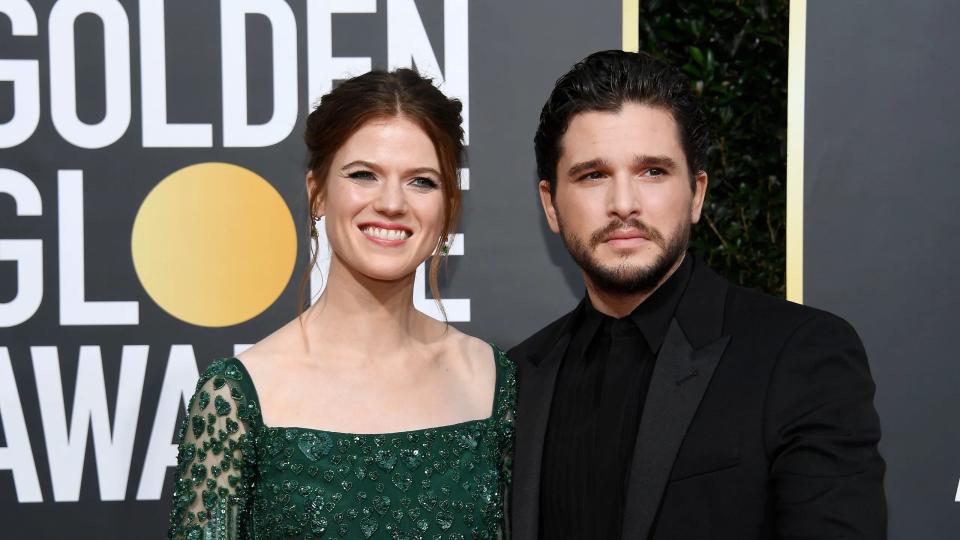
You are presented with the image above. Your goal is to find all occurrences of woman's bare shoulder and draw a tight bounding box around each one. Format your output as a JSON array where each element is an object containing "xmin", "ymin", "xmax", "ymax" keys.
[
  {"xmin": 235, "ymin": 318, "xmax": 309, "ymax": 384},
  {"xmin": 439, "ymin": 326, "xmax": 495, "ymax": 377}
]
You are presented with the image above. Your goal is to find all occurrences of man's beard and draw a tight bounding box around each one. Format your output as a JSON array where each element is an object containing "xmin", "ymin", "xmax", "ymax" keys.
[{"xmin": 557, "ymin": 214, "xmax": 690, "ymax": 295}]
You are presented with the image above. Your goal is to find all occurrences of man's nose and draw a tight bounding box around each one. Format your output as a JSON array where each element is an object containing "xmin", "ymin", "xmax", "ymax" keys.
[{"xmin": 607, "ymin": 173, "xmax": 639, "ymax": 220}]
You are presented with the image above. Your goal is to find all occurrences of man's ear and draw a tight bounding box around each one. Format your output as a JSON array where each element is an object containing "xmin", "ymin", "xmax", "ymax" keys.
[
  {"xmin": 538, "ymin": 180, "xmax": 561, "ymax": 234},
  {"xmin": 690, "ymin": 170, "xmax": 708, "ymax": 224},
  {"xmin": 306, "ymin": 170, "xmax": 324, "ymax": 217}
]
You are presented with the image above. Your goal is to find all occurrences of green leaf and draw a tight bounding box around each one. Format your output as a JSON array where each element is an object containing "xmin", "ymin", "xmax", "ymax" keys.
[
  {"xmin": 638, "ymin": 0, "xmax": 788, "ymax": 295},
  {"xmin": 689, "ymin": 46, "xmax": 705, "ymax": 66}
]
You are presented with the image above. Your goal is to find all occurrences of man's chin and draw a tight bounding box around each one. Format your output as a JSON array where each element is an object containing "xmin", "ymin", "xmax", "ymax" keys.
[
  {"xmin": 592, "ymin": 249, "xmax": 662, "ymax": 271},
  {"xmin": 584, "ymin": 248, "xmax": 686, "ymax": 295},
  {"xmin": 584, "ymin": 264, "xmax": 659, "ymax": 294}
]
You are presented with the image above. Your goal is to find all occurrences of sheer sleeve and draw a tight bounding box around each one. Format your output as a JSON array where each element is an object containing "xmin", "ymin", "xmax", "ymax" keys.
[
  {"xmin": 493, "ymin": 347, "xmax": 518, "ymax": 540},
  {"xmin": 167, "ymin": 359, "xmax": 260, "ymax": 540}
]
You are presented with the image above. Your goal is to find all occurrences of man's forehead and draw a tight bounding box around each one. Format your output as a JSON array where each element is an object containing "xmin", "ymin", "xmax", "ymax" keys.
[{"xmin": 558, "ymin": 104, "xmax": 685, "ymax": 165}]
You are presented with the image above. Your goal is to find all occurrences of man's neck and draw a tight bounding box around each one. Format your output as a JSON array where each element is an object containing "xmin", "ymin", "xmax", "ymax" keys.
[{"xmin": 585, "ymin": 254, "xmax": 686, "ymax": 318}]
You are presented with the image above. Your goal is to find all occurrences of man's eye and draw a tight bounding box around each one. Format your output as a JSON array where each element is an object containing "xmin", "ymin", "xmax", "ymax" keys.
[
  {"xmin": 579, "ymin": 171, "xmax": 606, "ymax": 181},
  {"xmin": 410, "ymin": 177, "xmax": 439, "ymax": 189},
  {"xmin": 645, "ymin": 168, "xmax": 666, "ymax": 176},
  {"xmin": 348, "ymin": 170, "xmax": 376, "ymax": 180}
]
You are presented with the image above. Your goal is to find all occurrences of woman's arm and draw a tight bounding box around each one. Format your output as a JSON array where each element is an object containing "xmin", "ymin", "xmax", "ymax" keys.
[{"xmin": 167, "ymin": 360, "xmax": 258, "ymax": 540}]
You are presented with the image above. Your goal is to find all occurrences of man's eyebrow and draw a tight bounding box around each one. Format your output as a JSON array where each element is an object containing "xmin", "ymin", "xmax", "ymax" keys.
[
  {"xmin": 567, "ymin": 158, "xmax": 609, "ymax": 177},
  {"xmin": 633, "ymin": 155, "xmax": 679, "ymax": 169}
]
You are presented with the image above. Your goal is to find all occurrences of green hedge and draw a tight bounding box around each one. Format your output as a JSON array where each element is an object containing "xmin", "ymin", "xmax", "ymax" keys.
[{"xmin": 638, "ymin": 0, "xmax": 788, "ymax": 295}]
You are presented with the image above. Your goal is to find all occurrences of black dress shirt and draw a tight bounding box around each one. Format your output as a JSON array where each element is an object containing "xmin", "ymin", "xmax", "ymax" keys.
[{"xmin": 539, "ymin": 256, "xmax": 693, "ymax": 539}]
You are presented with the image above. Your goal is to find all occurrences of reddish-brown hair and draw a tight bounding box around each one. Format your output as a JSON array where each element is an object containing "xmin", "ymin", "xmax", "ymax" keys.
[{"xmin": 299, "ymin": 69, "xmax": 464, "ymax": 317}]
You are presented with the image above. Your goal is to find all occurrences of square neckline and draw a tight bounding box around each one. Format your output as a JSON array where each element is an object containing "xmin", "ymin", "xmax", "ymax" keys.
[{"xmin": 227, "ymin": 342, "xmax": 509, "ymax": 437}]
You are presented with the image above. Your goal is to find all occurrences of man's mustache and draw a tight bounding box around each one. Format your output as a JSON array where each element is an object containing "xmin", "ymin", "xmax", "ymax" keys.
[{"xmin": 589, "ymin": 219, "xmax": 665, "ymax": 249}]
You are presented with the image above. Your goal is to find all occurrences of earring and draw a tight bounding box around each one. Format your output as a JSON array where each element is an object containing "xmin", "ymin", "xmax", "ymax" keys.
[
  {"xmin": 310, "ymin": 214, "xmax": 320, "ymax": 238},
  {"xmin": 438, "ymin": 237, "xmax": 450, "ymax": 255}
]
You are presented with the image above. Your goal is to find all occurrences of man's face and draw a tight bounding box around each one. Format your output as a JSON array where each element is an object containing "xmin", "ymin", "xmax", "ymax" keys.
[{"xmin": 539, "ymin": 102, "xmax": 708, "ymax": 295}]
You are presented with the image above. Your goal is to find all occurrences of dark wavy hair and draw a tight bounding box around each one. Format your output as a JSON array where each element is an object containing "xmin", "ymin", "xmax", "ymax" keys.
[
  {"xmin": 535, "ymin": 50, "xmax": 709, "ymax": 191},
  {"xmin": 299, "ymin": 69, "xmax": 464, "ymax": 315}
]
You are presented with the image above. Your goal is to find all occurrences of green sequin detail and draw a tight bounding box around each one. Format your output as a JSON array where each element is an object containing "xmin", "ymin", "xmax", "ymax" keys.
[
  {"xmin": 192, "ymin": 415, "xmax": 206, "ymax": 439},
  {"xmin": 214, "ymin": 395, "xmax": 232, "ymax": 417},
  {"xmin": 168, "ymin": 351, "xmax": 516, "ymax": 539}
]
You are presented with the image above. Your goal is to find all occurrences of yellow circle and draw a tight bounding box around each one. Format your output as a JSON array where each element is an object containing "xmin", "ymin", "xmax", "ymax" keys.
[{"xmin": 131, "ymin": 162, "xmax": 297, "ymax": 327}]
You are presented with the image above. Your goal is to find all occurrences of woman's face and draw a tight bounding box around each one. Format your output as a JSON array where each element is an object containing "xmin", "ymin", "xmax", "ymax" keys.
[{"xmin": 315, "ymin": 116, "xmax": 445, "ymax": 283}]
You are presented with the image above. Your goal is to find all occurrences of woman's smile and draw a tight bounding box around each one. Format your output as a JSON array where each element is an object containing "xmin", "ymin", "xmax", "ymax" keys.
[{"xmin": 359, "ymin": 221, "xmax": 414, "ymax": 246}]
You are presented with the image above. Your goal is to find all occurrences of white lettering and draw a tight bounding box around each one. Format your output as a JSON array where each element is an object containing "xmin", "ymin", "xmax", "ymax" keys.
[
  {"xmin": 387, "ymin": 0, "xmax": 470, "ymax": 143},
  {"xmin": 306, "ymin": 0, "xmax": 375, "ymax": 104},
  {"xmin": 0, "ymin": 347, "xmax": 43, "ymax": 502},
  {"xmin": 309, "ymin": 217, "xmax": 332, "ymax": 302},
  {"xmin": 0, "ymin": 0, "xmax": 40, "ymax": 147},
  {"xmin": 136, "ymin": 345, "xmax": 198, "ymax": 500},
  {"xmin": 0, "ymin": 169, "xmax": 43, "ymax": 327},
  {"xmin": 414, "ymin": 234, "xmax": 468, "ymax": 322},
  {"xmin": 49, "ymin": 0, "xmax": 131, "ymax": 148},
  {"xmin": 33, "ymin": 345, "xmax": 148, "ymax": 501},
  {"xmin": 58, "ymin": 170, "xmax": 139, "ymax": 325},
  {"xmin": 221, "ymin": 0, "xmax": 298, "ymax": 147},
  {"xmin": 139, "ymin": 0, "xmax": 212, "ymax": 147}
]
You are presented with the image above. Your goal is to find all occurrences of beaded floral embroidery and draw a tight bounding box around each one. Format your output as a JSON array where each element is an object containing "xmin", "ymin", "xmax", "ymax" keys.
[{"xmin": 168, "ymin": 348, "xmax": 516, "ymax": 540}]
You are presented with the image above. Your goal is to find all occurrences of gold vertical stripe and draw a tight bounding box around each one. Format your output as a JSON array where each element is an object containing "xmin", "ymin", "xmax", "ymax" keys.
[
  {"xmin": 622, "ymin": 0, "xmax": 640, "ymax": 52},
  {"xmin": 786, "ymin": 0, "xmax": 806, "ymax": 303}
]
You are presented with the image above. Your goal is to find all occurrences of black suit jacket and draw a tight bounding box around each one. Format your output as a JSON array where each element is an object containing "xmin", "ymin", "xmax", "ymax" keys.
[{"xmin": 508, "ymin": 257, "xmax": 886, "ymax": 539}]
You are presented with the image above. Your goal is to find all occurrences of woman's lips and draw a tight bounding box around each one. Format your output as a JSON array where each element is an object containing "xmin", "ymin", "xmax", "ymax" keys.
[{"xmin": 358, "ymin": 222, "xmax": 413, "ymax": 246}]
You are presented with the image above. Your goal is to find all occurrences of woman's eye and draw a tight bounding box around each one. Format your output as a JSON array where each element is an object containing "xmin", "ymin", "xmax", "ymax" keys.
[
  {"xmin": 410, "ymin": 177, "xmax": 439, "ymax": 190},
  {"xmin": 348, "ymin": 170, "xmax": 376, "ymax": 181}
]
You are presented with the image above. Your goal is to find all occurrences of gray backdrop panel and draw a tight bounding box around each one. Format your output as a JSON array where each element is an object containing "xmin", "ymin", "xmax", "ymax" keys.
[{"xmin": 805, "ymin": 1, "xmax": 960, "ymax": 537}]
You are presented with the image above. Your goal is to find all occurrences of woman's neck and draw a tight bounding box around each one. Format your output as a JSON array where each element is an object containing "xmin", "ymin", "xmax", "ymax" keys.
[{"xmin": 301, "ymin": 255, "xmax": 432, "ymax": 356}]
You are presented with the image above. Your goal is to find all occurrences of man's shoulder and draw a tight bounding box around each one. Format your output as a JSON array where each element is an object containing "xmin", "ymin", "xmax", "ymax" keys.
[
  {"xmin": 507, "ymin": 307, "xmax": 579, "ymax": 365},
  {"xmin": 682, "ymin": 257, "xmax": 856, "ymax": 345},
  {"xmin": 724, "ymin": 282, "xmax": 860, "ymax": 344}
]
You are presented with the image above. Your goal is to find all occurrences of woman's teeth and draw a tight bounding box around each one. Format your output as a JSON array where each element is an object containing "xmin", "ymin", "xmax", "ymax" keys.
[{"xmin": 361, "ymin": 226, "xmax": 410, "ymax": 241}]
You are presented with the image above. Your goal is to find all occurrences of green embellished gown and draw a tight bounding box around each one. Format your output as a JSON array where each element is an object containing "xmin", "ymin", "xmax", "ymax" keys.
[{"xmin": 167, "ymin": 348, "xmax": 516, "ymax": 540}]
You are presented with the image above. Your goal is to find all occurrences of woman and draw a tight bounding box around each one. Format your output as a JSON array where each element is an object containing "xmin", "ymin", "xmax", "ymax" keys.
[{"xmin": 167, "ymin": 69, "xmax": 516, "ymax": 539}]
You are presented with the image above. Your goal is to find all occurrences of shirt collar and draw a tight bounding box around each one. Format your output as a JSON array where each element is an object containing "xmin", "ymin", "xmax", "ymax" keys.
[{"xmin": 582, "ymin": 253, "xmax": 694, "ymax": 354}]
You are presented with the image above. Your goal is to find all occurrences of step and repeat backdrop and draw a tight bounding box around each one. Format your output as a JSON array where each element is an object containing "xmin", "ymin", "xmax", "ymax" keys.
[
  {"xmin": 0, "ymin": 0, "xmax": 618, "ymax": 536},
  {"xmin": 3, "ymin": 0, "xmax": 959, "ymax": 538},
  {"xmin": 801, "ymin": 1, "xmax": 960, "ymax": 537}
]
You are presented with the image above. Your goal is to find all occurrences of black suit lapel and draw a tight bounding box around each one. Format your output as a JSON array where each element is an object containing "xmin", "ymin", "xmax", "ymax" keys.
[
  {"xmin": 621, "ymin": 322, "xmax": 730, "ymax": 539},
  {"xmin": 512, "ymin": 306, "xmax": 582, "ymax": 540},
  {"xmin": 621, "ymin": 257, "xmax": 732, "ymax": 539}
]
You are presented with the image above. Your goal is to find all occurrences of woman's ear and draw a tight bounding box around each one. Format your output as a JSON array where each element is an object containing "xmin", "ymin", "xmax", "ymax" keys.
[{"xmin": 306, "ymin": 170, "xmax": 324, "ymax": 217}]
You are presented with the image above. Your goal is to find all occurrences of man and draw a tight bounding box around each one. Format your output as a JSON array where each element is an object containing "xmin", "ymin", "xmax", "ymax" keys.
[{"xmin": 509, "ymin": 50, "xmax": 886, "ymax": 539}]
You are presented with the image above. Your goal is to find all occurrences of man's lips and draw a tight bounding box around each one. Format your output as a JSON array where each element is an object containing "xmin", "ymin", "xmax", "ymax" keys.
[
  {"xmin": 590, "ymin": 220, "xmax": 662, "ymax": 249},
  {"xmin": 599, "ymin": 229, "xmax": 653, "ymax": 249},
  {"xmin": 603, "ymin": 229, "xmax": 649, "ymax": 242}
]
